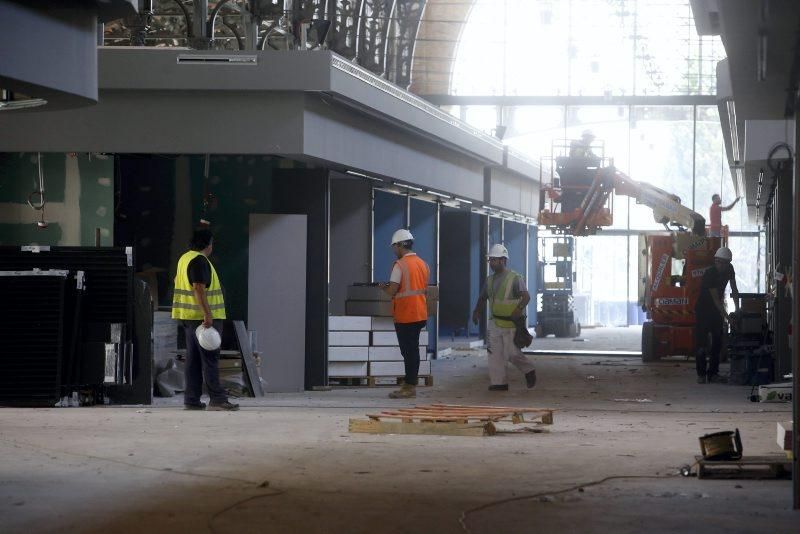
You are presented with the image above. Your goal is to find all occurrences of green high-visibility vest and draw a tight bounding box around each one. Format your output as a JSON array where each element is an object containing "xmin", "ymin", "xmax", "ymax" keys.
[
  {"xmin": 488, "ymin": 270, "xmax": 521, "ymax": 328},
  {"xmin": 172, "ymin": 250, "xmax": 227, "ymax": 320}
]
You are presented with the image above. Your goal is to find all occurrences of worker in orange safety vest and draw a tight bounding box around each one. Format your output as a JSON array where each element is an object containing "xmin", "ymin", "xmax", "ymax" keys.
[{"xmin": 381, "ymin": 228, "xmax": 430, "ymax": 399}]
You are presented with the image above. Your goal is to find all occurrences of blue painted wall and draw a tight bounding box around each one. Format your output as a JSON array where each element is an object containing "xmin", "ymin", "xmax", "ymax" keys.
[
  {"xmin": 410, "ymin": 198, "xmax": 438, "ymax": 353},
  {"xmin": 469, "ymin": 212, "xmax": 483, "ymax": 336},
  {"xmin": 504, "ymin": 221, "xmax": 527, "ymax": 277},
  {"xmin": 373, "ymin": 190, "xmax": 406, "ymax": 283},
  {"xmin": 489, "ymin": 216, "xmax": 502, "ymax": 246}
]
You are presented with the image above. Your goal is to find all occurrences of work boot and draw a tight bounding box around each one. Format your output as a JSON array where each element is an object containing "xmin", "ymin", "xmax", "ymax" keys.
[
  {"xmin": 707, "ymin": 374, "xmax": 727, "ymax": 384},
  {"xmin": 388, "ymin": 383, "xmax": 416, "ymax": 399},
  {"xmin": 184, "ymin": 402, "xmax": 206, "ymax": 411},
  {"xmin": 696, "ymin": 376, "xmax": 707, "ymax": 384},
  {"xmin": 525, "ymin": 369, "xmax": 537, "ymax": 389},
  {"xmin": 208, "ymin": 401, "xmax": 240, "ymax": 411},
  {"xmin": 488, "ymin": 384, "xmax": 509, "ymax": 391}
]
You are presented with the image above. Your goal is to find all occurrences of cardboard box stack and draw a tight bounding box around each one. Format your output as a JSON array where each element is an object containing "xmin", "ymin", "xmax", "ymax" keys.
[{"xmin": 329, "ymin": 315, "xmax": 430, "ymax": 382}]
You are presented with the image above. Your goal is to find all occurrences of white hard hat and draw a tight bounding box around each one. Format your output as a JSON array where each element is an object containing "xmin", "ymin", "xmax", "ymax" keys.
[
  {"xmin": 488, "ymin": 244, "xmax": 509, "ymax": 258},
  {"xmin": 391, "ymin": 228, "xmax": 414, "ymax": 245},
  {"xmin": 581, "ymin": 129, "xmax": 595, "ymax": 138},
  {"xmin": 195, "ymin": 325, "xmax": 222, "ymax": 351},
  {"xmin": 714, "ymin": 247, "xmax": 732, "ymax": 261}
]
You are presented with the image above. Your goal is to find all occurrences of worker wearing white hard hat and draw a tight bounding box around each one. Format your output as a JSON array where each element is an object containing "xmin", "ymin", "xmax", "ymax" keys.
[
  {"xmin": 172, "ymin": 228, "xmax": 239, "ymax": 411},
  {"xmin": 472, "ymin": 244, "xmax": 538, "ymax": 390},
  {"xmin": 694, "ymin": 246, "xmax": 739, "ymax": 384},
  {"xmin": 382, "ymin": 228, "xmax": 430, "ymax": 399}
]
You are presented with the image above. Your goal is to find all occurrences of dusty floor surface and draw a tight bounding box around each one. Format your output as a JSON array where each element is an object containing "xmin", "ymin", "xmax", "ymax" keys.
[{"xmin": 1, "ymin": 331, "xmax": 796, "ymax": 533}]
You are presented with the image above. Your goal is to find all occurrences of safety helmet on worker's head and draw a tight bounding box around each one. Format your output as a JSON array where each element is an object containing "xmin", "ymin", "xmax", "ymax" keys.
[
  {"xmin": 391, "ymin": 228, "xmax": 414, "ymax": 246},
  {"xmin": 714, "ymin": 247, "xmax": 732, "ymax": 262},
  {"xmin": 488, "ymin": 244, "xmax": 509, "ymax": 259},
  {"xmin": 581, "ymin": 129, "xmax": 595, "ymax": 139}
]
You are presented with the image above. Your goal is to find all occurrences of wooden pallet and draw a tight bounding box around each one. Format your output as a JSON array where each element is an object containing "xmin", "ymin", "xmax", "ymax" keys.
[
  {"xmin": 695, "ymin": 455, "xmax": 792, "ymax": 479},
  {"xmin": 349, "ymin": 404, "xmax": 554, "ymax": 437},
  {"xmin": 328, "ymin": 375, "xmax": 434, "ymax": 388}
]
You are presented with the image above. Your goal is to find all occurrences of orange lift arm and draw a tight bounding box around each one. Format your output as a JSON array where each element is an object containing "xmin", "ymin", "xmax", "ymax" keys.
[{"xmin": 573, "ymin": 166, "xmax": 706, "ymax": 236}]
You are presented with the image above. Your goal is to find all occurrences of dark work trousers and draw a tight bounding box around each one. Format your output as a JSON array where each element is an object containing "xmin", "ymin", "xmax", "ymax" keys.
[
  {"xmin": 694, "ymin": 311, "xmax": 723, "ymax": 378},
  {"xmin": 394, "ymin": 320, "xmax": 427, "ymax": 386},
  {"xmin": 182, "ymin": 319, "xmax": 228, "ymax": 405}
]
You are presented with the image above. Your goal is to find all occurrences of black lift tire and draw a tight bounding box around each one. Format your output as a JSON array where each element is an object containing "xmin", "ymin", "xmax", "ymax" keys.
[{"xmin": 641, "ymin": 321, "xmax": 658, "ymax": 362}]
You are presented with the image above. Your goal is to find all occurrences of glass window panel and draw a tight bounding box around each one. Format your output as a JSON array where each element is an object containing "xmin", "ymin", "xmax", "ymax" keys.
[
  {"xmin": 504, "ymin": 105, "xmax": 565, "ymax": 160},
  {"xmin": 694, "ymin": 105, "xmax": 757, "ymax": 231},
  {"xmin": 569, "ymin": 0, "xmax": 634, "ymax": 96},
  {"xmin": 574, "ymin": 235, "xmax": 630, "ymax": 326},
  {"xmin": 629, "ymin": 105, "xmax": 694, "ymax": 230},
  {"xmin": 450, "ymin": 2, "xmax": 506, "ymax": 95},
  {"xmin": 451, "ymin": 0, "xmax": 725, "ymax": 97},
  {"xmin": 726, "ymin": 236, "xmax": 765, "ymax": 295},
  {"xmin": 463, "ymin": 105, "xmax": 498, "ymax": 135}
]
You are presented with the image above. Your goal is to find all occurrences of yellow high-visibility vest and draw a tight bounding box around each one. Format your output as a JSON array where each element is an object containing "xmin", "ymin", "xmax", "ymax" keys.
[
  {"xmin": 488, "ymin": 270, "xmax": 521, "ymax": 328},
  {"xmin": 172, "ymin": 250, "xmax": 226, "ymax": 320}
]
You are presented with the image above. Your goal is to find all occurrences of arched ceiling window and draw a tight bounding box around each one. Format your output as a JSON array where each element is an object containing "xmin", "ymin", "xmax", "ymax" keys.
[{"xmin": 451, "ymin": 0, "xmax": 726, "ymax": 97}]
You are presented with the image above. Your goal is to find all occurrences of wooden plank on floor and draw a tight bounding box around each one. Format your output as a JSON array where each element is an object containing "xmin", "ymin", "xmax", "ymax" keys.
[
  {"xmin": 430, "ymin": 403, "xmax": 553, "ymax": 414},
  {"xmin": 695, "ymin": 455, "xmax": 792, "ymax": 480},
  {"xmin": 349, "ymin": 418, "xmax": 496, "ymax": 437}
]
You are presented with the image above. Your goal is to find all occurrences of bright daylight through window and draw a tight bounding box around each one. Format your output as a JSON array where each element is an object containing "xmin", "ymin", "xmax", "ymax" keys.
[{"xmin": 448, "ymin": 0, "xmax": 763, "ymax": 327}]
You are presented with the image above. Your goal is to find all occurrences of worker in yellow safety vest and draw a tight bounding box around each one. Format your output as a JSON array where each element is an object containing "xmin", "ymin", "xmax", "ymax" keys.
[
  {"xmin": 381, "ymin": 228, "xmax": 430, "ymax": 399},
  {"xmin": 472, "ymin": 244, "xmax": 538, "ymax": 391},
  {"xmin": 172, "ymin": 228, "xmax": 238, "ymax": 411}
]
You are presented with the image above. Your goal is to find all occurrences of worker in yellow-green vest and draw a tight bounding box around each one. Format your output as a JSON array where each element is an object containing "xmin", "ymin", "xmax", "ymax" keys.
[
  {"xmin": 472, "ymin": 244, "xmax": 537, "ymax": 391},
  {"xmin": 172, "ymin": 228, "xmax": 238, "ymax": 411}
]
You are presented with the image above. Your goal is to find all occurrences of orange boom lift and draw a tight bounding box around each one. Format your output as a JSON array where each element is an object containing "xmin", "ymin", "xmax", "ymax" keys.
[{"xmin": 539, "ymin": 163, "xmax": 725, "ymax": 361}]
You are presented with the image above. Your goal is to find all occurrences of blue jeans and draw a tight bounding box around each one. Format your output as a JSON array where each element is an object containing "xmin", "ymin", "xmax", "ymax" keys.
[{"xmin": 182, "ymin": 320, "xmax": 228, "ymax": 405}]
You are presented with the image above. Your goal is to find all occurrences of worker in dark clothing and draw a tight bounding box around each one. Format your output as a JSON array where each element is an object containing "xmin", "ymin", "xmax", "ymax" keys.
[
  {"xmin": 569, "ymin": 129, "xmax": 596, "ymax": 158},
  {"xmin": 172, "ymin": 228, "xmax": 239, "ymax": 411},
  {"xmin": 694, "ymin": 246, "xmax": 740, "ymax": 384}
]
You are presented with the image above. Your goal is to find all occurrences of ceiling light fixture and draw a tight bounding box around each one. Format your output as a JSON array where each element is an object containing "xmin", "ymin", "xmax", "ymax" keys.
[
  {"xmin": 426, "ymin": 190, "xmax": 452, "ymax": 199},
  {"xmin": 454, "ymin": 197, "xmax": 472, "ymax": 204},
  {"xmin": 346, "ymin": 170, "xmax": 383, "ymax": 182},
  {"xmin": 394, "ymin": 182, "xmax": 423, "ymax": 192}
]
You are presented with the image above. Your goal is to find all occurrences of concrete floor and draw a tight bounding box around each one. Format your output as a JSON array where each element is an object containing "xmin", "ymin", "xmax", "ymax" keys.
[{"xmin": 1, "ymin": 340, "xmax": 796, "ymax": 533}]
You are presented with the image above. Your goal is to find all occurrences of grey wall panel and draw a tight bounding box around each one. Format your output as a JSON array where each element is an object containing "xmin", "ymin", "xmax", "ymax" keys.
[
  {"xmin": 303, "ymin": 97, "xmax": 485, "ymax": 200},
  {"xmin": 0, "ymin": 92, "xmax": 305, "ymax": 154},
  {"xmin": 0, "ymin": 2, "xmax": 98, "ymax": 108},
  {"xmin": 248, "ymin": 214, "xmax": 307, "ymax": 393},
  {"xmin": 330, "ymin": 67, "xmax": 504, "ymax": 164},
  {"xmin": 505, "ymin": 149, "xmax": 540, "ymax": 180},
  {"xmin": 329, "ymin": 174, "xmax": 372, "ymax": 315},
  {"xmin": 98, "ymin": 48, "xmax": 334, "ymax": 91},
  {"xmin": 488, "ymin": 167, "xmax": 539, "ymax": 216}
]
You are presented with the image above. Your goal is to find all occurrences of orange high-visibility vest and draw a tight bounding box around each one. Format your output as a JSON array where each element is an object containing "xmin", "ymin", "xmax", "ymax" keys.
[{"xmin": 392, "ymin": 254, "xmax": 430, "ymax": 324}]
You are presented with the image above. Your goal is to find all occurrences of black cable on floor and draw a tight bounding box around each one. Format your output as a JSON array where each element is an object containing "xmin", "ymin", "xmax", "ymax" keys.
[{"xmin": 458, "ymin": 474, "xmax": 674, "ymax": 533}]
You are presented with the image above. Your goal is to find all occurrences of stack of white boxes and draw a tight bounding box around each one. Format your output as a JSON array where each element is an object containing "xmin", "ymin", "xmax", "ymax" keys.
[{"xmin": 329, "ymin": 316, "xmax": 430, "ymax": 382}]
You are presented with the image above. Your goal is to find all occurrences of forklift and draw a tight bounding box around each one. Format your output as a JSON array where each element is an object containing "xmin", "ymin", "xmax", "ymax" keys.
[{"xmin": 536, "ymin": 235, "xmax": 580, "ymax": 338}]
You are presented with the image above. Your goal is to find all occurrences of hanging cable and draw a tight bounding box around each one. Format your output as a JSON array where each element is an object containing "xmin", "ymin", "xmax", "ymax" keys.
[
  {"xmin": 27, "ymin": 152, "xmax": 48, "ymax": 229},
  {"xmin": 199, "ymin": 154, "xmax": 214, "ymax": 227}
]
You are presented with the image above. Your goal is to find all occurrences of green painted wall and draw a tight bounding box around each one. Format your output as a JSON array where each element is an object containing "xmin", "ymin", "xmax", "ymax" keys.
[
  {"xmin": 0, "ymin": 153, "xmax": 114, "ymax": 246},
  {"xmin": 184, "ymin": 155, "xmax": 305, "ymax": 320}
]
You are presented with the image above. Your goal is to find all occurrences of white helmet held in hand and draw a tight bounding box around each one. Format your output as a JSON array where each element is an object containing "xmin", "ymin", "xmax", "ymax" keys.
[
  {"xmin": 196, "ymin": 324, "xmax": 222, "ymax": 351},
  {"xmin": 391, "ymin": 228, "xmax": 414, "ymax": 245},
  {"xmin": 714, "ymin": 247, "xmax": 732, "ymax": 261},
  {"xmin": 488, "ymin": 244, "xmax": 509, "ymax": 259}
]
